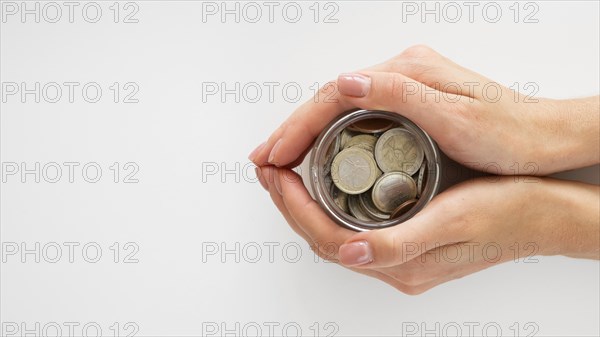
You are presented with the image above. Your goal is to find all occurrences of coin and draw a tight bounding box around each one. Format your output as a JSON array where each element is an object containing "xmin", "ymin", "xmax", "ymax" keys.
[
  {"xmin": 339, "ymin": 129, "xmax": 356, "ymax": 148},
  {"xmin": 330, "ymin": 184, "xmax": 349, "ymax": 213},
  {"xmin": 374, "ymin": 128, "xmax": 424, "ymax": 175},
  {"xmin": 323, "ymin": 174, "xmax": 333, "ymax": 192},
  {"xmin": 348, "ymin": 194, "xmax": 372, "ymax": 221},
  {"xmin": 359, "ymin": 190, "xmax": 390, "ymax": 221},
  {"xmin": 390, "ymin": 199, "xmax": 418, "ymax": 219},
  {"xmin": 323, "ymin": 134, "xmax": 341, "ymax": 175},
  {"xmin": 347, "ymin": 118, "xmax": 396, "ymax": 133},
  {"xmin": 371, "ymin": 172, "xmax": 417, "ymax": 213},
  {"xmin": 344, "ymin": 134, "xmax": 378, "ymax": 153},
  {"xmin": 331, "ymin": 147, "xmax": 380, "ymax": 195},
  {"xmin": 416, "ymin": 161, "xmax": 427, "ymax": 197}
]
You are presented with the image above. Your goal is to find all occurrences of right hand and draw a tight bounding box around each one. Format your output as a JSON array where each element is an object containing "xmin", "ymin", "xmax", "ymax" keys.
[{"xmin": 257, "ymin": 165, "xmax": 600, "ymax": 295}]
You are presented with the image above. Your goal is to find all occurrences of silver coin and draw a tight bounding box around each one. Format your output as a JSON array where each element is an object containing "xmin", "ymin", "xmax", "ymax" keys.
[
  {"xmin": 344, "ymin": 134, "xmax": 378, "ymax": 153},
  {"xmin": 330, "ymin": 184, "xmax": 349, "ymax": 213},
  {"xmin": 416, "ymin": 161, "xmax": 427, "ymax": 197},
  {"xmin": 323, "ymin": 134, "xmax": 341, "ymax": 175},
  {"xmin": 331, "ymin": 147, "xmax": 380, "ymax": 195},
  {"xmin": 347, "ymin": 194, "xmax": 372, "ymax": 222},
  {"xmin": 359, "ymin": 190, "xmax": 390, "ymax": 221},
  {"xmin": 374, "ymin": 128, "xmax": 424, "ymax": 175},
  {"xmin": 371, "ymin": 172, "xmax": 417, "ymax": 213},
  {"xmin": 339, "ymin": 129, "xmax": 356, "ymax": 149}
]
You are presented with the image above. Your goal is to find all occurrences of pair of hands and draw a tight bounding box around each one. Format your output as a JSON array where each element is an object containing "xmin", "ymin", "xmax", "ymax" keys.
[{"xmin": 248, "ymin": 45, "xmax": 600, "ymax": 294}]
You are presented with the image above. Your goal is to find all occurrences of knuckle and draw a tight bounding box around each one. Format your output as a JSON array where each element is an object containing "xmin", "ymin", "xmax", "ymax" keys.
[
  {"xmin": 311, "ymin": 240, "xmax": 339, "ymax": 262},
  {"xmin": 449, "ymin": 99, "xmax": 478, "ymax": 122},
  {"xmin": 400, "ymin": 44, "xmax": 438, "ymax": 60},
  {"xmin": 369, "ymin": 231, "xmax": 403, "ymax": 265},
  {"xmin": 387, "ymin": 75, "xmax": 406, "ymax": 100},
  {"xmin": 390, "ymin": 233, "xmax": 407, "ymax": 262},
  {"xmin": 402, "ymin": 286, "xmax": 427, "ymax": 296},
  {"xmin": 434, "ymin": 100, "xmax": 476, "ymax": 141},
  {"xmin": 280, "ymin": 168, "xmax": 301, "ymax": 184},
  {"xmin": 397, "ymin": 272, "xmax": 424, "ymax": 287},
  {"xmin": 282, "ymin": 115, "xmax": 311, "ymax": 142},
  {"xmin": 318, "ymin": 80, "xmax": 338, "ymax": 96}
]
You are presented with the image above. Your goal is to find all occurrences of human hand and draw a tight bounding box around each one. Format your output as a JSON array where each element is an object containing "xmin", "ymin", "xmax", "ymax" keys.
[
  {"xmin": 248, "ymin": 45, "xmax": 600, "ymax": 175},
  {"xmin": 255, "ymin": 166, "xmax": 599, "ymax": 294}
]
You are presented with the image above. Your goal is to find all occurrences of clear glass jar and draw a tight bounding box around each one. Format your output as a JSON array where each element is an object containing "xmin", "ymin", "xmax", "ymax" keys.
[{"xmin": 308, "ymin": 110, "xmax": 442, "ymax": 231}]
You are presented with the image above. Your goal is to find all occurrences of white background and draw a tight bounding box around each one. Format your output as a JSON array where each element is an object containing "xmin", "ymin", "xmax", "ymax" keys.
[{"xmin": 1, "ymin": 1, "xmax": 599, "ymax": 336}]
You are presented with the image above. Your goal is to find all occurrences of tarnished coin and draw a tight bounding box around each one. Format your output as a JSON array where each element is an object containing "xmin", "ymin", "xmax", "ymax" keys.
[
  {"xmin": 390, "ymin": 199, "xmax": 418, "ymax": 219},
  {"xmin": 348, "ymin": 194, "xmax": 372, "ymax": 221},
  {"xmin": 371, "ymin": 172, "xmax": 417, "ymax": 213},
  {"xmin": 323, "ymin": 134, "xmax": 341, "ymax": 175},
  {"xmin": 330, "ymin": 185, "xmax": 349, "ymax": 213},
  {"xmin": 344, "ymin": 134, "xmax": 378, "ymax": 153},
  {"xmin": 374, "ymin": 128, "xmax": 424, "ymax": 175},
  {"xmin": 339, "ymin": 129, "xmax": 356, "ymax": 148},
  {"xmin": 323, "ymin": 174, "xmax": 333, "ymax": 192},
  {"xmin": 359, "ymin": 191, "xmax": 390, "ymax": 221},
  {"xmin": 347, "ymin": 118, "xmax": 396, "ymax": 134},
  {"xmin": 331, "ymin": 147, "xmax": 380, "ymax": 195},
  {"xmin": 416, "ymin": 161, "xmax": 427, "ymax": 197}
]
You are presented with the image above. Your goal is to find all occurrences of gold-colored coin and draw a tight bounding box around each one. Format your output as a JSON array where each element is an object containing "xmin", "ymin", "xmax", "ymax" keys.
[
  {"xmin": 347, "ymin": 118, "xmax": 396, "ymax": 134},
  {"xmin": 348, "ymin": 194, "xmax": 372, "ymax": 221},
  {"xmin": 374, "ymin": 128, "xmax": 424, "ymax": 175},
  {"xmin": 390, "ymin": 199, "xmax": 418, "ymax": 219},
  {"xmin": 371, "ymin": 172, "xmax": 417, "ymax": 213},
  {"xmin": 330, "ymin": 185, "xmax": 349, "ymax": 213},
  {"xmin": 359, "ymin": 191, "xmax": 390, "ymax": 221},
  {"xmin": 344, "ymin": 134, "xmax": 378, "ymax": 153},
  {"xmin": 339, "ymin": 129, "xmax": 356, "ymax": 148},
  {"xmin": 331, "ymin": 147, "xmax": 380, "ymax": 195}
]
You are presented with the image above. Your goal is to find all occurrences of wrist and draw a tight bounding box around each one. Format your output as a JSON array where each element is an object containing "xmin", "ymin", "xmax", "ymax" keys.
[
  {"xmin": 536, "ymin": 97, "xmax": 600, "ymax": 173},
  {"xmin": 534, "ymin": 179, "xmax": 600, "ymax": 259}
]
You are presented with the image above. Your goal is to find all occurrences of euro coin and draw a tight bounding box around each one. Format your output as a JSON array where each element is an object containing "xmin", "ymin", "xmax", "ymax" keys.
[
  {"xmin": 371, "ymin": 172, "xmax": 417, "ymax": 213},
  {"xmin": 331, "ymin": 147, "xmax": 380, "ymax": 195},
  {"xmin": 375, "ymin": 128, "xmax": 424, "ymax": 175}
]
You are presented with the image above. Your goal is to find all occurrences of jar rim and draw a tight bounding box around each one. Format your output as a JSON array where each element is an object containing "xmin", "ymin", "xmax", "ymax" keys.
[{"xmin": 309, "ymin": 110, "xmax": 441, "ymax": 231}]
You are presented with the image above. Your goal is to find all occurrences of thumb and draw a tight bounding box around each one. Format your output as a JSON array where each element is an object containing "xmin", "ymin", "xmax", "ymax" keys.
[
  {"xmin": 338, "ymin": 210, "xmax": 459, "ymax": 269},
  {"xmin": 336, "ymin": 71, "xmax": 463, "ymax": 138}
]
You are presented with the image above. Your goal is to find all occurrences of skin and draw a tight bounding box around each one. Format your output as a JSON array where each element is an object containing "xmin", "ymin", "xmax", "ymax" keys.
[{"xmin": 249, "ymin": 45, "xmax": 600, "ymax": 294}]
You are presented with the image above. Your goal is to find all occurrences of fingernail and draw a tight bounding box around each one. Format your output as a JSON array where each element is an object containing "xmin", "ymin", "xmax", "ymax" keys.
[
  {"xmin": 248, "ymin": 142, "xmax": 266, "ymax": 162},
  {"xmin": 268, "ymin": 139, "xmax": 282, "ymax": 165},
  {"xmin": 273, "ymin": 169, "xmax": 283, "ymax": 195},
  {"xmin": 255, "ymin": 166, "xmax": 268, "ymax": 191},
  {"xmin": 339, "ymin": 241, "xmax": 373, "ymax": 266},
  {"xmin": 337, "ymin": 73, "xmax": 371, "ymax": 97}
]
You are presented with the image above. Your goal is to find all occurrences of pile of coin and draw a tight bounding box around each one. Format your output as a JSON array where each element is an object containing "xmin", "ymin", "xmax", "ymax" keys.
[{"xmin": 323, "ymin": 118, "xmax": 427, "ymax": 222}]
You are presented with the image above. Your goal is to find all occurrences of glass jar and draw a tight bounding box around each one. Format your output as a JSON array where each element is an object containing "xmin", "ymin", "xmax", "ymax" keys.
[{"xmin": 308, "ymin": 110, "xmax": 442, "ymax": 231}]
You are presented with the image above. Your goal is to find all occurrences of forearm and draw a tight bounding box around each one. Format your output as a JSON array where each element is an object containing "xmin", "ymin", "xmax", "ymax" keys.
[
  {"xmin": 541, "ymin": 96, "xmax": 600, "ymax": 172},
  {"xmin": 536, "ymin": 178, "xmax": 600, "ymax": 259}
]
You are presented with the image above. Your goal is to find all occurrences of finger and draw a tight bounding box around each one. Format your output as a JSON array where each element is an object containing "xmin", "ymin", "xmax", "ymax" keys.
[
  {"xmin": 336, "ymin": 70, "xmax": 474, "ymax": 139},
  {"xmin": 249, "ymin": 81, "xmax": 355, "ymax": 168},
  {"xmin": 337, "ymin": 201, "xmax": 471, "ymax": 269},
  {"xmin": 248, "ymin": 59, "xmax": 401, "ymax": 169},
  {"xmin": 274, "ymin": 167, "xmax": 355, "ymax": 260},
  {"xmin": 247, "ymin": 46, "xmax": 488, "ymax": 169},
  {"xmin": 259, "ymin": 166, "xmax": 312, "ymax": 244}
]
